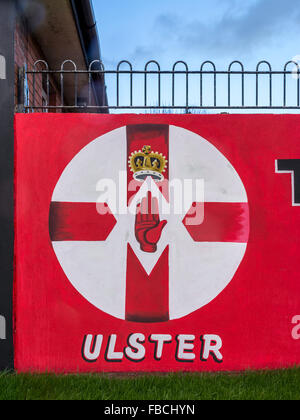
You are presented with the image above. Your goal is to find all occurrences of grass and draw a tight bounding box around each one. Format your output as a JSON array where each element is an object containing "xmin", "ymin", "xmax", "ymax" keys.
[{"xmin": 0, "ymin": 368, "xmax": 299, "ymax": 400}]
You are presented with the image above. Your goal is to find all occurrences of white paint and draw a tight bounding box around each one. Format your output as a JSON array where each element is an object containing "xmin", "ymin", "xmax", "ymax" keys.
[
  {"xmin": 53, "ymin": 230, "xmax": 127, "ymax": 320},
  {"xmin": 176, "ymin": 335, "xmax": 196, "ymax": 361},
  {"xmin": 169, "ymin": 242, "xmax": 247, "ymax": 320},
  {"xmin": 201, "ymin": 334, "xmax": 223, "ymax": 361},
  {"xmin": 0, "ymin": 315, "xmax": 6, "ymax": 340},
  {"xmin": 82, "ymin": 335, "xmax": 103, "ymax": 361},
  {"xmin": 149, "ymin": 334, "xmax": 172, "ymax": 359},
  {"xmin": 106, "ymin": 334, "xmax": 123, "ymax": 360},
  {"xmin": 52, "ymin": 127, "xmax": 127, "ymax": 203},
  {"xmin": 124, "ymin": 333, "xmax": 146, "ymax": 361},
  {"xmin": 292, "ymin": 315, "xmax": 300, "ymax": 340},
  {"xmin": 169, "ymin": 125, "xmax": 248, "ymax": 203},
  {"xmin": 0, "ymin": 55, "xmax": 6, "ymax": 80}
]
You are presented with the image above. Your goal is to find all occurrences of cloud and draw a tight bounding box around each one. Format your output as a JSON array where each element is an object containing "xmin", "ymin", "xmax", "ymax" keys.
[
  {"xmin": 187, "ymin": 0, "xmax": 300, "ymax": 54},
  {"xmin": 133, "ymin": 0, "xmax": 300, "ymax": 62}
]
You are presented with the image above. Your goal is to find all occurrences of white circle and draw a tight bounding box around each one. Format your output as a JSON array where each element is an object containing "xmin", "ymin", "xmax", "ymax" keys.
[{"xmin": 51, "ymin": 125, "xmax": 249, "ymax": 321}]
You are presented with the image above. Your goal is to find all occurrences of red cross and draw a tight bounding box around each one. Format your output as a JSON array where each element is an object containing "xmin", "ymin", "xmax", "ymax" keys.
[{"xmin": 50, "ymin": 201, "xmax": 249, "ymax": 323}]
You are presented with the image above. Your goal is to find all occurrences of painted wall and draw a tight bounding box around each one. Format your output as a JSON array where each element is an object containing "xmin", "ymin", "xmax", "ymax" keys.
[
  {"xmin": 14, "ymin": 113, "xmax": 300, "ymax": 372},
  {"xmin": 0, "ymin": 0, "xmax": 15, "ymax": 371}
]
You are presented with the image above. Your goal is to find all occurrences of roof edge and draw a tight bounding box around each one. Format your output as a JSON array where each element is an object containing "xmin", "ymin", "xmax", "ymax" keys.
[
  {"xmin": 70, "ymin": 0, "xmax": 100, "ymax": 68},
  {"xmin": 70, "ymin": 0, "xmax": 108, "ymax": 110}
]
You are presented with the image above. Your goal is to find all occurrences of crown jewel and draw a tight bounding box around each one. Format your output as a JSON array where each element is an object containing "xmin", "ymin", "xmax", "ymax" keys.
[{"xmin": 129, "ymin": 145, "xmax": 167, "ymax": 182}]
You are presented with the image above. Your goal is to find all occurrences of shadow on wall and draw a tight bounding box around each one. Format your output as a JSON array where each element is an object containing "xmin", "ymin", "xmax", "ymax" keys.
[{"xmin": 17, "ymin": 0, "xmax": 46, "ymax": 30}]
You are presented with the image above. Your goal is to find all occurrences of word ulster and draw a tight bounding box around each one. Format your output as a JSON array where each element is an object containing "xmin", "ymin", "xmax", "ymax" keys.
[{"xmin": 81, "ymin": 333, "xmax": 223, "ymax": 364}]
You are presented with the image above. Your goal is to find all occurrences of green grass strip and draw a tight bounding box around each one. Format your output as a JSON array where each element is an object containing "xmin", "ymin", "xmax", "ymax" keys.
[{"xmin": 0, "ymin": 368, "xmax": 299, "ymax": 400}]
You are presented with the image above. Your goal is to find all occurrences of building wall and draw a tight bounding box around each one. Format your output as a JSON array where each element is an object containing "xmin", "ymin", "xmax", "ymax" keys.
[{"xmin": 14, "ymin": 19, "xmax": 61, "ymax": 112}]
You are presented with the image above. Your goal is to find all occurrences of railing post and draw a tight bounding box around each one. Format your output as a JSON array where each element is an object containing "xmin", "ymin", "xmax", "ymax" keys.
[{"xmin": 16, "ymin": 66, "xmax": 26, "ymax": 113}]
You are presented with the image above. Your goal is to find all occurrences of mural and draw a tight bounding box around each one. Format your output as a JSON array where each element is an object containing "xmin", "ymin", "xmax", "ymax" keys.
[
  {"xmin": 49, "ymin": 124, "xmax": 249, "ymax": 323},
  {"xmin": 14, "ymin": 114, "xmax": 300, "ymax": 372}
]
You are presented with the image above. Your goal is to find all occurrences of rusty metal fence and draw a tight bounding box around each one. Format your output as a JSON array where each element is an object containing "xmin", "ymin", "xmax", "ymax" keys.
[{"xmin": 23, "ymin": 59, "xmax": 300, "ymax": 113}]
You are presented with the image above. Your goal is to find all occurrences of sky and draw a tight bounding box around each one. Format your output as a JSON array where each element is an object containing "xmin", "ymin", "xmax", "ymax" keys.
[{"xmin": 92, "ymin": 0, "xmax": 300, "ymax": 110}]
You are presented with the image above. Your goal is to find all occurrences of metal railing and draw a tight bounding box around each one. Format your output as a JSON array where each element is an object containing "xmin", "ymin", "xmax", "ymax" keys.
[{"xmin": 23, "ymin": 59, "xmax": 300, "ymax": 113}]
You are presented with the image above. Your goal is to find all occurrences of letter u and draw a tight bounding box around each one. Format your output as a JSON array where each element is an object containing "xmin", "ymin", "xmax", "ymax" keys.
[{"xmin": 82, "ymin": 334, "xmax": 103, "ymax": 362}]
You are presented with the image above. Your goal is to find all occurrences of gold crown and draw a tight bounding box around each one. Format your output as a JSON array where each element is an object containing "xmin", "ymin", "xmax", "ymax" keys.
[{"xmin": 129, "ymin": 145, "xmax": 167, "ymax": 182}]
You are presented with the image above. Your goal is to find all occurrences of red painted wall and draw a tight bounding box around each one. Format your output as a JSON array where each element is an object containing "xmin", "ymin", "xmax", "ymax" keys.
[{"xmin": 14, "ymin": 114, "xmax": 300, "ymax": 373}]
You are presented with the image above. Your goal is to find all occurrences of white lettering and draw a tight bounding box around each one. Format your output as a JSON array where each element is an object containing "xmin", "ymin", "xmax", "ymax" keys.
[
  {"xmin": 124, "ymin": 333, "xmax": 146, "ymax": 361},
  {"xmin": 105, "ymin": 334, "xmax": 123, "ymax": 361},
  {"xmin": 82, "ymin": 334, "xmax": 103, "ymax": 362},
  {"xmin": 176, "ymin": 335, "xmax": 196, "ymax": 361},
  {"xmin": 150, "ymin": 334, "xmax": 172, "ymax": 360},
  {"xmin": 201, "ymin": 334, "xmax": 223, "ymax": 362},
  {"xmin": 82, "ymin": 333, "xmax": 224, "ymax": 364},
  {"xmin": 292, "ymin": 316, "xmax": 300, "ymax": 340}
]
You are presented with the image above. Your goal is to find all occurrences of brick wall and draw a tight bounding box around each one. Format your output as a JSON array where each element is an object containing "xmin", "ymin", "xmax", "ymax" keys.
[{"xmin": 14, "ymin": 19, "xmax": 61, "ymax": 112}]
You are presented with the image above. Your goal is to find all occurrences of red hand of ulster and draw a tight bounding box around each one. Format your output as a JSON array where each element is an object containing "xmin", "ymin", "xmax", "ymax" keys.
[{"xmin": 135, "ymin": 191, "xmax": 167, "ymax": 253}]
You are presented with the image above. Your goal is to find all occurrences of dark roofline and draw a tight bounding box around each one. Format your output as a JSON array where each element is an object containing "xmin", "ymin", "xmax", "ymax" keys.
[{"xmin": 70, "ymin": 0, "xmax": 108, "ymax": 110}]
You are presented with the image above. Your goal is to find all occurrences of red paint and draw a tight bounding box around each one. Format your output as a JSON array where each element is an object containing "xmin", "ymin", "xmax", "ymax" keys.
[
  {"xmin": 49, "ymin": 202, "xmax": 117, "ymax": 241},
  {"xmin": 125, "ymin": 244, "xmax": 169, "ymax": 323},
  {"xmin": 127, "ymin": 124, "xmax": 169, "ymax": 203},
  {"xmin": 135, "ymin": 192, "xmax": 167, "ymax": 253},
  {"xmin": 126, "ymin": 126, "xmax": 169, "ymax": 322},
  {"xmin": 183, "ymin": 202, "xmax": 250, "ymax": 243}
]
